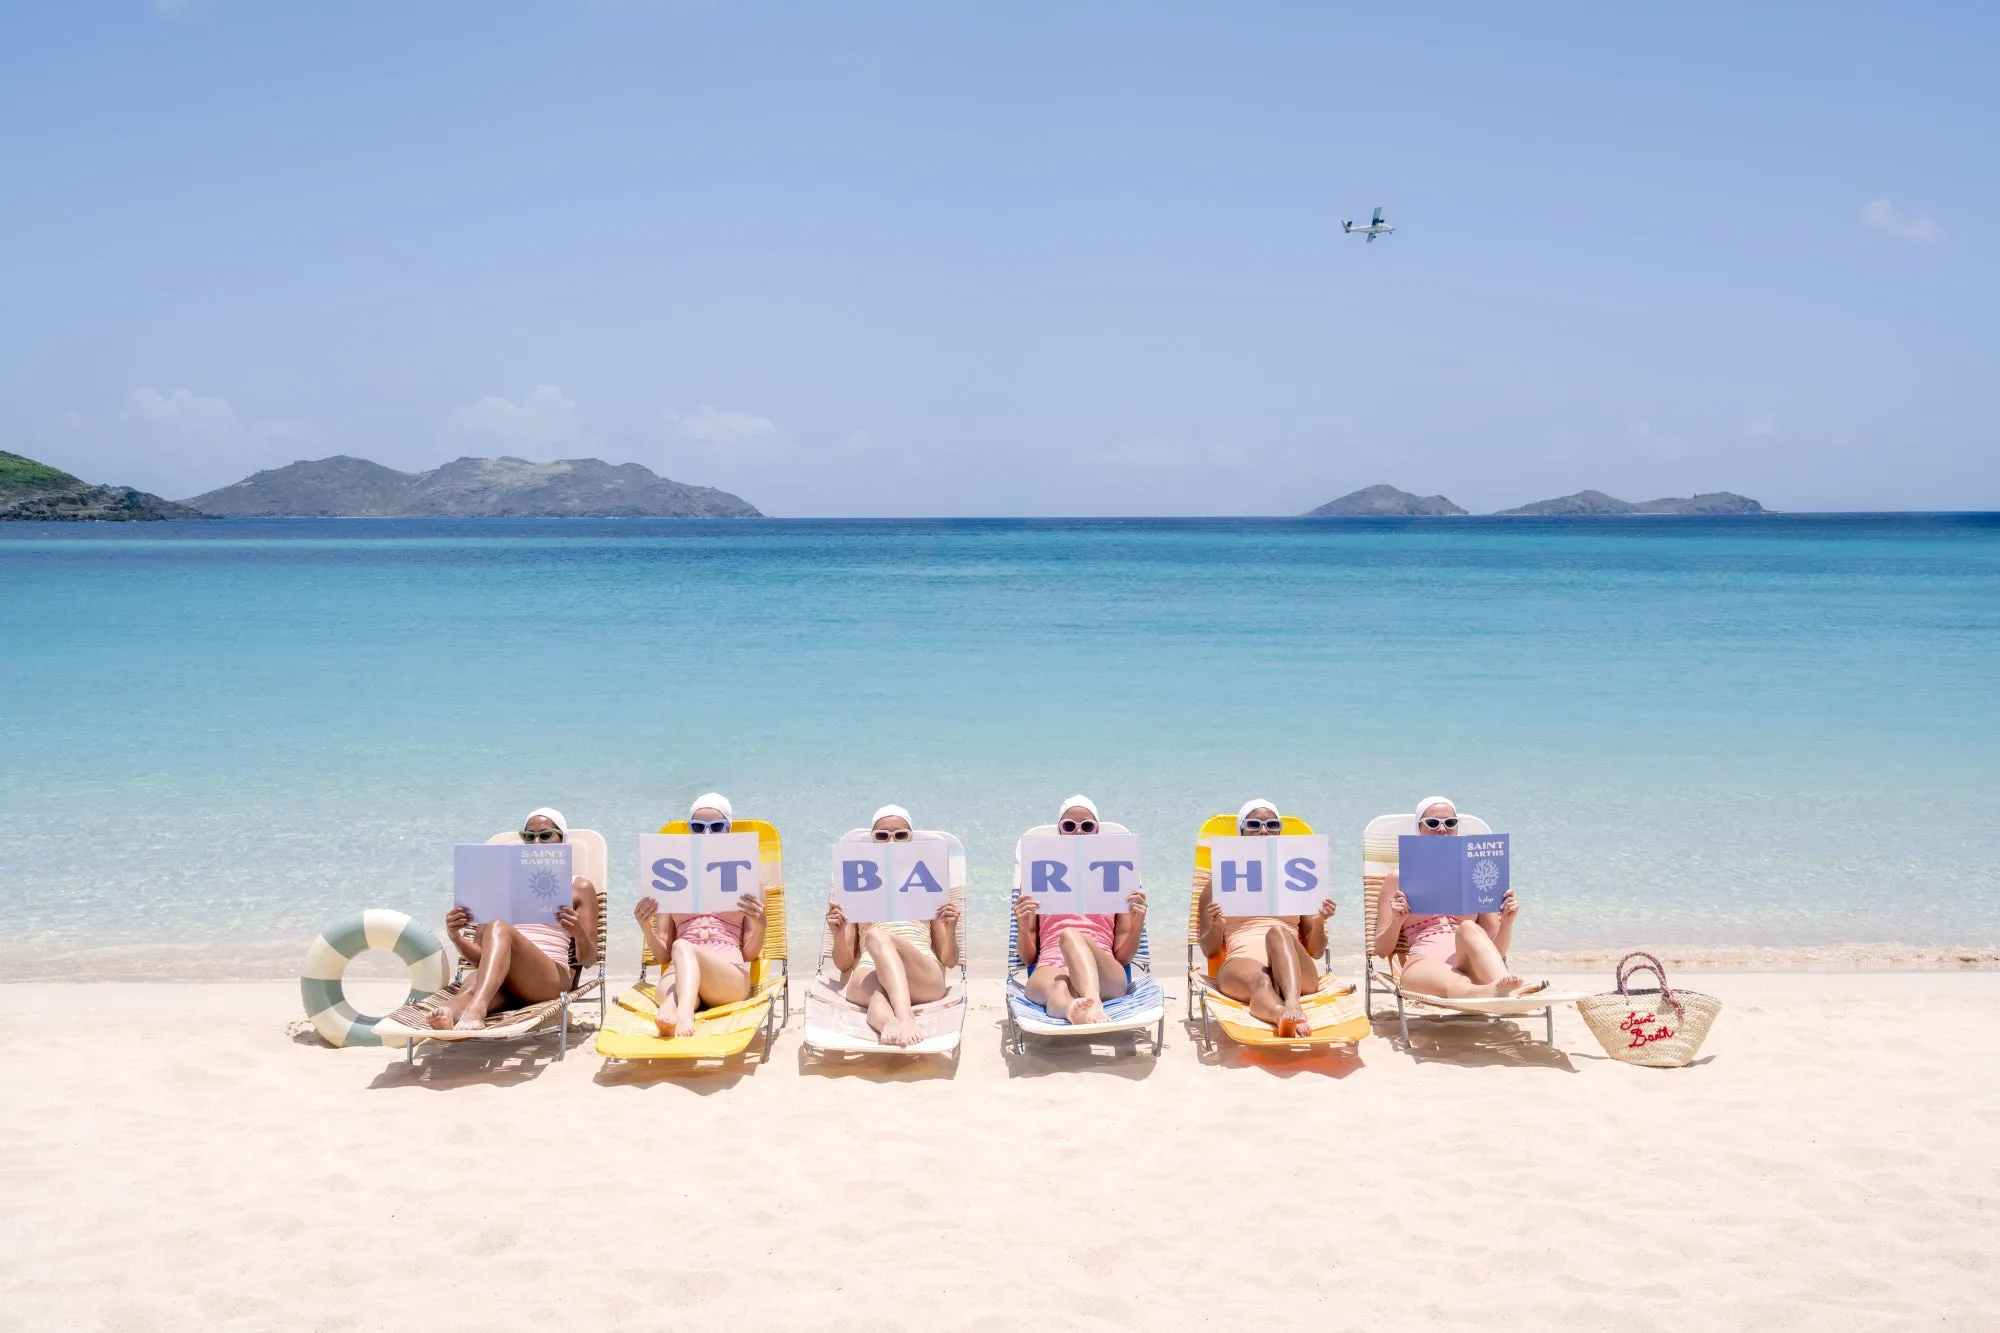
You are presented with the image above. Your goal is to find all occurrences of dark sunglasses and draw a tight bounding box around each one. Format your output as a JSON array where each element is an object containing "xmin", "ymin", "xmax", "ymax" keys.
[
  {"xmin": 689, "ymin": 819, "xmax": 730, "ymax": 834},
  {"xmin": 1059, "ymin": 818, "xmax": 1098, "ymax": 834},
  {"xmin": 520, "ymin": 828, "xmax": 563, "ymax": 843},
  {"xmin": 1421, "ymin": 816, "xmax": 1459, "ymax": 830},
  {"xmin": 872, "ymin": 828, "xmax": 913, "ymax": 842},
  {"xmin": 1240, "ymin": 818, "xmax": 1283, "ymax": 833}
]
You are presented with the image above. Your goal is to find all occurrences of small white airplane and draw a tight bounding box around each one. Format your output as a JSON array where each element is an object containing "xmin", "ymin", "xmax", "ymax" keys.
[{"xmin": 1341, "ymin": 207, "xmax": 1395, "ymax": 243}]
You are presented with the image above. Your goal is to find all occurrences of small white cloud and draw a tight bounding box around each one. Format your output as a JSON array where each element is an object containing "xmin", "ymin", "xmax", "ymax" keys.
[
  {"xmin": 662, "ymin": 406, "xmax": 780, "ymax": 450},
  {"xmin": 1861, "ymin": 197, "xmax": 1942, "ymax": 245},
  {"xmin": 447, "ymin": 384, "xmax": 589, "ymax": 456},
  {"xmin": 1743, "ymin": 411, "xmax": 1780, "ymax": 440},
  {"xmin": 129, "ymin": 386, "xmax": 245, "ymax": 436}
]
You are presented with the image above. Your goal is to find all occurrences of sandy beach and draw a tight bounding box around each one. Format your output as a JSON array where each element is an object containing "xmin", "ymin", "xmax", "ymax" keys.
[{"xmin": 5, "ymin": 972, "xmax": 1996, "ymax": 1331}]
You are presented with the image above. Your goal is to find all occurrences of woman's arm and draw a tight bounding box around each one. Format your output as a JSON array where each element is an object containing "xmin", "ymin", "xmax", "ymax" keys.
[
  {"xmin": 827, "ymin": 903, "xmax": 859, "ymax": 972},
  {"xmin": 1482, "ymin": 892, "xmax": 1519, "ymax": 957},
  {"xmin": 1011, "ymin": 894, "xmax": 1040, "ymax": 965},
  {"xmin": 932, "ymin": 901, "xmax": 962, "ymax": 969},
  {"xmin": 634, "ymin": 898, "xmax": 675, "ymax": 966},
  {"xmin": 1297, "ymin": 897, "xmax": 1336, "ymax": 957},
  {"xmin": 559, "ymin": 876, "xmax": 601, "ymax": 969},
  {"xmin": 1111, "ymin": 891, "xmax": 1147, "ymax": 964},
  {"xmin": 1370, "ymin": 869, "xmax": 1408, "ymax": 958},
  {"xmin": 737, "ymin": 894, "xmax": 767, "ymax": 962},
  {"xmin": 1196, "ymin": 879, "xmax": 1228, "ymax": 959},
  {"xmin": 445, "ymin": 906, "xmax": 481, "ymax": 965}
]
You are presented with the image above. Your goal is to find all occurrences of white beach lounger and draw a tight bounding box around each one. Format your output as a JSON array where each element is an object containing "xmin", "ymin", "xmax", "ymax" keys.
[
  {"xmin": 801, "ymin": 831, "xmax": 969, "ymax": 1062},
  {"xmin": 1003, "ymin": 822, "xmax": 1167, "ymax": 1056},
  {"xmin": 1361, "ymin": 812, "xmax": 1584, "ymax": 1049}
]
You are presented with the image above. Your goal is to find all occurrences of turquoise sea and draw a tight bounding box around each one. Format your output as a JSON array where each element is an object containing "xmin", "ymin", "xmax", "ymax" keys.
[{"xmin": 3, "ymin": 515, "xmax": 1997, "ymax": 979}]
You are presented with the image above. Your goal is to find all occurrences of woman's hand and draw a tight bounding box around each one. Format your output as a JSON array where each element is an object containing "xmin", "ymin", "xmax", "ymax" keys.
[
  {"xmin": 633, "ymin": 898, "xmax": 659, "ymax": 931},
  {"xmin": 1200, "ymin": 897, "xmax": 1227, "ymax": 937},
  {"xmin": 555, "ymin": 905, "xmax": 581, "ymax": 939},
  {"xmin": 1012, "ymin": 893, "xmax": 1038, "ymax": 928},
  {"xmin": 825, "ymin": 901, "xmax": 848, "ymax": 931},
  {"xmin": 935, "ymin": 900, "xmax": 962, "ymax": 933},
  {"xmin": 737, "ymin": 892, "xmax": 765, "ymax": 922},
  {"xmin": 445, "ymin": 905, "xmax": 473, "ymax": 935},
  {"xmin": 1123, "ymin": 890, "xmax": 1148, "ymax": 918},
  {"xmin": 1500, "ymin": 890, "xmax": 1520, "ymax": 919},
  {"xmin": 1385, "ymin": 889, "xmax": 1410, "ymax": 918},
  {"xmin": 1316, "ymin": 897, "xmax": 1337, "ymax": 920}
]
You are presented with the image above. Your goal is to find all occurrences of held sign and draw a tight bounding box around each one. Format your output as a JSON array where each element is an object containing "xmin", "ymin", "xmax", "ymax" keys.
[
  {"xmin": 1017, "ymin": 832, "xmax": 1142, "ymax": 913},
  {"xmin": 1201, "ymin": 834, "xmax": 1330, "ymax": 917},
  {"xmin": 831, "ymin": 835, "xmax": 951, "ymax": 921},
  {"xmin": 454, "ymin": 843, "xmax": 573, "ymax": 927},
  {"xmin": 639, "ymin": 831, "xmax": 762, "ymax": 916}
]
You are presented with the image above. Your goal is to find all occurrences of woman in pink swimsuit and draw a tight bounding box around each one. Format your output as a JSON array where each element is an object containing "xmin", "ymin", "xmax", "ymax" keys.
[
  {"xmin": 1195, "ymin": 799, "xmax": 1337, "ymax": 1038},
  {"xmin": 1371, "ymin": 796, "xmax": 1540, "ymax": 1000},
  {"xmin": 431, "ymin": 807, "xmax": 602, "ymax": 1031},
  {"xmin": 632, "ymin": 792, "xmax": 768, "ymax": 1038},
  {"xmin": 1013, "ymin": 795, "xmax": 1148, "ymax": 1025}
]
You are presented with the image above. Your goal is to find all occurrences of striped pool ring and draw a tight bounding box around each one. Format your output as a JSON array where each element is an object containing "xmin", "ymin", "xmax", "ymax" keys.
[{"xmin": 301, "ymin": 910, "xmax": 451, "ymax": 1048}]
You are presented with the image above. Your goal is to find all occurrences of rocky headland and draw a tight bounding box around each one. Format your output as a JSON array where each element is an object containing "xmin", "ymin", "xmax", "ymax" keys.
[
  {"xmin": 0, "ymin": 451, "xmax": 207, "ymax": 521},
  {"xmin": 185, "ymin": 455, "xmax": 762, "ymax": 518}
]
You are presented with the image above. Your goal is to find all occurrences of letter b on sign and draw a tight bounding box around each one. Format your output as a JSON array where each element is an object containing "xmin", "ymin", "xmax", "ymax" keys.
[{"xmin": 842, "ymin": 860, "xmax": 883, "ymax": 895}]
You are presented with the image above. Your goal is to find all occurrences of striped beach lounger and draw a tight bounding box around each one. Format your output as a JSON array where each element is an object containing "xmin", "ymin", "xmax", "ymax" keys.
[
  {"xmin": 1003, "ymin": 821, "xmax": 1167, "ymax": 1056},
  {"xmin": 802, "ymin": 830, "xmax": 970, "ymax": 1061},
  {"xmin": 1187, "ymin": 813, "xmax": 1371, "ymax": 1053}
]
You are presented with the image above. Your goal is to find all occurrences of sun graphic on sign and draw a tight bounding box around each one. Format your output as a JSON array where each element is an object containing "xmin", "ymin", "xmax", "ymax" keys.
[
  {"xmin": 526, "ymin": 866, "xmax": 566, "ymax": 904},
  {"xmin": 1472, "ymin": 859, "xmax": 1501, "ymax": 894}
]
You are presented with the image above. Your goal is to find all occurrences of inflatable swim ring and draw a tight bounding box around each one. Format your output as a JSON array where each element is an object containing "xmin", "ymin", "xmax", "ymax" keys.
[{"xmin": 301, "ymin": 910, "xmax": 451, "ymax": 1048}]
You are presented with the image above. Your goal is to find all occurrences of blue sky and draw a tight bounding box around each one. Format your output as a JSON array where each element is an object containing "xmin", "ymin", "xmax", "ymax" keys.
[{"xmin": 1, "ymin": 2, "xmax": 1992, "ymax": 514}]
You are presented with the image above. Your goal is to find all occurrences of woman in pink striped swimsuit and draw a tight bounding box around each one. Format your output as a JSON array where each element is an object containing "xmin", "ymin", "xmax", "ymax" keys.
[
  {"xmin": 1371, "ymin": 796, "xmax": 1541, "ymax": 1000},
  {"xmin": 430, "ymin": 807, "xmax": 601, "ymax": 1031},
  {"xmin": 1014, "ymin": 795, "xmax": 1148, "ymax": 1026},
  {"xmin": 633, "ymin": 793, "xmax": 768, "ymax": 1039}
]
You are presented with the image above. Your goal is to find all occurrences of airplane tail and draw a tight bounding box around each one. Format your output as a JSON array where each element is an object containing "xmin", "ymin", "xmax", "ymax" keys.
[{"xmin": 1340, "ymin": 219, "xmax": 1352, "ymax": 232}]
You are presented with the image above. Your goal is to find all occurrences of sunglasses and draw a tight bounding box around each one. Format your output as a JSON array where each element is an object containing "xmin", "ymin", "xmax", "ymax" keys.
[
  {"xmin": 1059, "ymin": 818, "xmax": 1098, "ymax": 834},
  {"xmin": 1421, "ymin": 816, "xmax": 1459, "ymax": 830},
  {"xmin": 1240, "ymin": 818, "xmax": 1283, "ymax": 833},
  {"xmin": 872, "ymin": 828, "xmax": 913, "ymax": 842},
  {"xmin": 688, "ymin": 819, "xmax": 730, "ymax": 834},
  {"xmin": 520, "ymin": 828, "xmax": 563, "ymax": 843}
]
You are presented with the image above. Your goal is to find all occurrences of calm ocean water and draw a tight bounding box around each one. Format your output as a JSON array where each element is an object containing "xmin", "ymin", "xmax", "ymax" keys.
[{"xmin": 3, "ymin": 515, "xmax": 1996, "ymax": 979}]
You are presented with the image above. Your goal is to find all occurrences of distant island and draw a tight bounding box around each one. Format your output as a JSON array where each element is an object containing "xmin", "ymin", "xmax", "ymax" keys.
[
  {"xmin": 1304, "ymin": 484, "xmax": 1468, "ymax": 517},
  {"xmin": 0, "ymin": 451, "xmax": 205, "ymax": 521},
  {"xmin": 1302, "ymin": 483, "xmax": 1767, "ymax": 517},
  {"xmin": 184, "ymin": 455, "xmax": 762, "ymax": 518}
]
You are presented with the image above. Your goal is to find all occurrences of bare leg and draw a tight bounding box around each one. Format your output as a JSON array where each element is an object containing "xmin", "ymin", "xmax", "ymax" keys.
[
  {"xmin": 429, "ymin": 923, "xmax": 567, "ymax": 1030},
  {"xmin": 657, "ymin": 939, "xmax": 704, "ymax": 1037},
  {"xmin": 1058, "ymin": 929, "xmax": 1106, "ymax": 1024},
  {"xmin": 1026, "ymin": 968, "xmax": 1079, "ymax": 1017},
  {"xmin": 1265, "ymin": 926, "xmax": 1312, "ymax": 1037},
  {"xmin": 860, "ymin": 926, "xmax": 919, "ymax": 1046},
  {"xmin": 1451, "ymin": 921, "xmax": 1534, "ymax": 996},
  {"xmin": 1216, "ymin": 957, "xmax": 1287, "ymax": 1028}
]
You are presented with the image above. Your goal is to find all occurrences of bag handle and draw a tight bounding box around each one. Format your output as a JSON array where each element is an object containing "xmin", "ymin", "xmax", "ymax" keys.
[{"xmin": 1613, "ymin": 950, "xmax": 1685, "ymax": 1019}]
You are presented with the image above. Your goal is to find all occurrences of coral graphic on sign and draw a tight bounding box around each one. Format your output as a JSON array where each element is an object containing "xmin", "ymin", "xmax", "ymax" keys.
[{"xmin": 1472, "ymin": 858, "xmax": 1501, "ymax": 895}]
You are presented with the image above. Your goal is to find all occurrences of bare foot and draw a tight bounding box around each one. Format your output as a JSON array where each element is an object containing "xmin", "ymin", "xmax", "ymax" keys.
[
  {"xmin": 1275, "ymin": 1004, "xmax": 1312, "ymax": 1039},
  {"xmin": 879, "ymin": 1012, "xmax": 920, "ymax": 1047},
  {"xmin": 1489, "ymin": 975, "xmax": 1529, "ymax": 997},
  {"xmin": 1515, "ymin": 979, "xmax": 1550, "ymax": 997},
  {"xmin": 654, "ymin": 1003, "xmax": 698, "ymax": 1039},
  {"xmin": 425, "ymin": 1007, "xmax": 457, "ymax": 1031},
  {"xmin": 452, "ymin": 1013, "xmax": 486, "ymax": 1032},
  {"xmin": 1066, "ymin": 997, "xmax": 1107, "ymax": 1025}
]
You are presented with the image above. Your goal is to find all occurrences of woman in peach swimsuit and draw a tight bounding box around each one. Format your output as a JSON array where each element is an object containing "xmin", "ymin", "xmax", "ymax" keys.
[
  {"xmin": 1013, "ymin": 795, "xmax": 1148, "ymax": 1025},
  {"xmin": 1195, "ymin": 799, "xmax": 1337, "ymax": 1037},
  {"xmin": 633, "ymin": 792, "xmax": 768, "ymax": 1037},
  {"xmin": 823, "ymin": 804, "xmax": 964, "ymax": 1047},
  {"xmin": 431, "ymin": 807, "xmax": 601, "ymax": 1031},
  {"xmin": 1371, "ymin": 796, "xmax": 1541, "ymax": 1000}
]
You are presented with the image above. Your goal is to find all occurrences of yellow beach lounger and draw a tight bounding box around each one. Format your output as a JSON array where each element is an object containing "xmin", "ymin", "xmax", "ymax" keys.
[
  {"xmin": 1361, "ymin": 812, "xmax": 1587, "ymax": 1050},
  {"xmin": 1185, "ymin": 814, "xmax": 1370, "ymax": 1053},
  {"xmin": 801, "ymin": 831, "xmax": 969, "ymax": 1062},
  {"xmin": 376, "ymin": 829, "xmax": 610, "ymax": 1064},
  {"xmin": 595, "ymin": 818, "xmax": 790, "ymax": 1064}
]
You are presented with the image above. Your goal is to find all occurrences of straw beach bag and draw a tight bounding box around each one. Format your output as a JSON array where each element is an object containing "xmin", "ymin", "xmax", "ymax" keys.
[{"xmin": 1580, "ymin": 952, "xmax": 1720, "ymax": 1068}]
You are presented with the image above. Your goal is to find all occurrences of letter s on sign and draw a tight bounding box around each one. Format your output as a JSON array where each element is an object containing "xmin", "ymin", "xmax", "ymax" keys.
[
  {"xmin": 651, "ymin": 858, "xmax": 689, "ymax": 894},
  {"xmin": 1284, "ymin": 858, "xmax": 1319, "ymax": 892}
]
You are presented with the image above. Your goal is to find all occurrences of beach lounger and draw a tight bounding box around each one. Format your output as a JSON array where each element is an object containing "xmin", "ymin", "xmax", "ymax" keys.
[
  {"xmin": 802, "ymin": 831, "xmax": 969, "ymax": 1061},
  {"xmin": 1003, "ymin": 821, "xmax": 1166, "ymax": 1056},
  {"xmin": 1185, "ymin": 813, "xmax": 1371, "ymax": 1054},
  {"xmin": 594, "ymin": 818, "xmax": 790, "ymax": 1064},
  {"xmin": 376, "ymin": 829, "xmax": 609, "ymax": 1065},
  {"xmin": 1361, "ymin": 812, "xmax": 1587, "ymax": 1049}
]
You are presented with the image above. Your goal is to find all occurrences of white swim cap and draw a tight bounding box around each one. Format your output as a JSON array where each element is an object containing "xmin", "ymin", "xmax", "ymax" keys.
[
  {"xmin": 1058, "ymin": 794, "xmax": 1099, "ymax": 821},
  {"xmin": 1415, "ymin": 796, "xmax": 1457, "ymax": 821},
  {"xmin": 691, "ymin": 792, "xmax": 733, "ymax": 820},
  {"xmin": 524, "ymin": 807, "xmax": 568, "ymax": 836},
  {"xmin": 871, "ymin": 804, "xmax": 912, "ymax": 826},
  {"xmin": 1238, "ymin": 798, "xmax": 1280, "ymax": 830}
]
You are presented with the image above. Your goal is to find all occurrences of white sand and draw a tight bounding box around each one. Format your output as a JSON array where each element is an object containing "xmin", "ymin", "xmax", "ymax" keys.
[{"xmin": 4, "ymin": 974, "xmax": 1996, "ymax": 1331}]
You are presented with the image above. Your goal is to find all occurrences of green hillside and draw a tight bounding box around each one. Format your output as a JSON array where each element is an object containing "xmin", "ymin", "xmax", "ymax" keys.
[{"xmin": 0, "ymin": 451, "xmax": 84, "ymax": 496}]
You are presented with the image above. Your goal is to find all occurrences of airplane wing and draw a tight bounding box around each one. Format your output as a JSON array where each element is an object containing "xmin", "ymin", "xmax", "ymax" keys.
[
  {"xmin": 1371, "ymin": 207, "xmax": 1383, "ymax": 225},
  {"xmin": 1366, "ymin": 229, "xmax": 1376, "ymax": 243}
]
